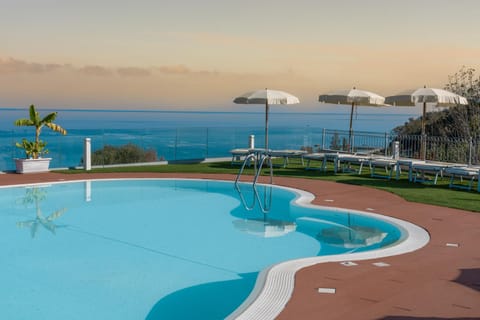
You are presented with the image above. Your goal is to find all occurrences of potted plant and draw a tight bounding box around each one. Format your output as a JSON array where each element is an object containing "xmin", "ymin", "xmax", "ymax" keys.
[{"xmin": 14, "ymin": 104, "xmax": 67, "ymax": 173}]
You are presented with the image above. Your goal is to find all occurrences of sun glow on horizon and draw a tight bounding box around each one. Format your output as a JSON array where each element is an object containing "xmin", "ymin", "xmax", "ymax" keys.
[{"xmin": 1, "ymin": 0, "xmax": 479, "ymax": 110}]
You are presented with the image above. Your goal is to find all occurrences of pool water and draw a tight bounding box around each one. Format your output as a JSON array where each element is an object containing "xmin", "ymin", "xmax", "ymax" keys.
[{"xmin": 0, "ymin": 179, "xmax": 402, "ymax": 319}]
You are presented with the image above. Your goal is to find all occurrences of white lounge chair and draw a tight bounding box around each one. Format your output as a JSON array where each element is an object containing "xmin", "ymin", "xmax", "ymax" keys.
[
  {"xmin": 412, "ymin": 161, "xmax": 453, "ymax": 184},
  {"xmin": 230, "ymin": 148, "xmax": 251, "ymax": 166},
  {"xmin": 395, "ymin": 158, "xmax": 426, "ymax": 181},
  {"xmin": 319, "ymin": 152, "xmax": 369, "ymax": 174},
  {"xmin": 444, "ymin": 166, "xmax": 480, "ymax": 191},
  {"xmin": 303, "ymin": 153, "xmax": 326, "ymax": 171},
  {"xmin": 368, "ymin": 157, "xmax": 398, "ymax": 180},
  {"xmin": 337, "ymin": 154, "xmax": 370, "ymax": 174},
  {"xmin": 268, "ymin": 149, "xmax": 307, "ymax": 168}
]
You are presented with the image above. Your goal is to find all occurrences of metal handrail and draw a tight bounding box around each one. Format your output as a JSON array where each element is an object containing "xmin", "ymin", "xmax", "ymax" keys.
[
  {"xmin": 234, "ymin": 182, "xmax": 272, "ymax": 214},
  {"xmin": 234, "ymin": 149, "xmax": 273, "ymax": 186}
]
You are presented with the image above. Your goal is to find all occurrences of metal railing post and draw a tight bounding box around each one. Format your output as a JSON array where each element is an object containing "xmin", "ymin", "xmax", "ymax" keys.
[
  {"xmin": 84, "ymin": 138, "xmax": 91, "ymax": 171},
  {"xmin": 468, "ymin": 136, "xmax": 473, "ymax": 166},
  {"xmin": 322, "ymin": 128, "xmax": 326, "ymax": 150},
  {"xmin": 174, "ymin": 128, "xmax": 178, "ymax": 160},
  {"xmin": 205, "ymin": 128, "xmax": 209, "ymax": 159},
  {"xmin": 350, "ymin": 132, "xmax": 355, "ymax": 153},
  {"xmin": 384, "ymin": 132, "xmax": 388, "ymax": 157}
]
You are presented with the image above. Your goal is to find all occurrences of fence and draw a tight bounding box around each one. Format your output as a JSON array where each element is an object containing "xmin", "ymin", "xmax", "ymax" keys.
[
  {"xmin": 1, "ymin": 127, "xmax": 479, "ymax": 171},
  {"xmin": 318, "ymin": 129, "xmax": 480, "ymax": 165}
]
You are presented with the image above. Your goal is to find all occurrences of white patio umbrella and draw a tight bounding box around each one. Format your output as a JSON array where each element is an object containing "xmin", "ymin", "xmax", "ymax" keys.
[
  {"xmin": 318, "ymin": 87, "xmax": 387, "ymax": 151},
  {"xmin": 385, "ymin": 86, "xmax": 468, "ymax": 159},
  {"xmin": 233, "ymin": 89, "xmax": 300, "ymax": 150}
]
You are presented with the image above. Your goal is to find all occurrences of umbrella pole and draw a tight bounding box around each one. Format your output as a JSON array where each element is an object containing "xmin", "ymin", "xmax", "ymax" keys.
[
  {"xmin": 348, "ymin": 102, "xmax": 355, "ymax": 152},
  {"xmin": 421, "ymin": 102, "xmax": 426, "ymax": 160}
]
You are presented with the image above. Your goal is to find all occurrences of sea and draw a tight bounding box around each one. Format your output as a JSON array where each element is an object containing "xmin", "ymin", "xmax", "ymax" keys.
[{"xmin": 0, "ymin": 108, "xmax": 418, "ymax": 171}]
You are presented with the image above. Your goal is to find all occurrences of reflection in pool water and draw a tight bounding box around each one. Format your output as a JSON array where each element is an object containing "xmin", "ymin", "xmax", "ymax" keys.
[
  {"xmin": 0, "ymin": 179, "xmax": 403, "ymax": 320},
  {"xmin": 232, "ymin": 217, "xmax": 297, "ymax": 238},
  {"xmin": 318, "ymin": 224, "xmax": 387, "ymax": 248},
  {"xmin": 16, "ymin": 186, "xmax": 68, "ymax": 238}
]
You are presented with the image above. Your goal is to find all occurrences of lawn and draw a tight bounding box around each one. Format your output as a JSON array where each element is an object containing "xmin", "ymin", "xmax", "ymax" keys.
[{"xmin": 57, "ymin": 160, "xmax": 480, "ymax": 213}]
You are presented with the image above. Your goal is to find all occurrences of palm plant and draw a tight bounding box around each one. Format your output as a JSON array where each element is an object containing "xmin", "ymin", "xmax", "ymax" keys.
[{"xmin": 14, "ymin": 104, "xmax": 67, "ymax": 159}]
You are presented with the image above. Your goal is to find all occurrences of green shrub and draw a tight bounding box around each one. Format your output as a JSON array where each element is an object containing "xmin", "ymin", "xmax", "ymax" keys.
[{"xmin": 92, "ymin": 143, "xmax": 160, "ymax": 165}]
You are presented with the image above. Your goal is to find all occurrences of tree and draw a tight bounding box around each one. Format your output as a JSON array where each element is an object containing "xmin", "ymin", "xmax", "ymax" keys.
[
  {"xmin": 444, "ymin": 66, "xmax": 480, "ymax": 138},
  {"xmin": 14, "ymin": 105, "xmax": 67, "ymax": 159},
  {"xmin": 445, "ymin": 66, "xmax": 480, "ymax": 103}
]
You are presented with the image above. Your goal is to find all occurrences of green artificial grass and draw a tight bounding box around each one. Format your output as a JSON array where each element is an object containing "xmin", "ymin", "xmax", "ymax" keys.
[{"xmin": 55, "ymin": 160, "xmax": 480, "ymax": 213}]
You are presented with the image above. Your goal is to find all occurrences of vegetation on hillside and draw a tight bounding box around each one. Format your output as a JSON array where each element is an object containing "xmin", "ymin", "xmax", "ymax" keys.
[{"xmin": 393, "ymin": 66, "xmax": 480, "ymax": 138}]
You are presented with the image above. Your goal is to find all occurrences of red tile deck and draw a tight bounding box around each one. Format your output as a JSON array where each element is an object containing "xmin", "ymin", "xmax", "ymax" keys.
[{"xmin": 1, "ymin": 172, "xmax": 479, "ymax": 319}]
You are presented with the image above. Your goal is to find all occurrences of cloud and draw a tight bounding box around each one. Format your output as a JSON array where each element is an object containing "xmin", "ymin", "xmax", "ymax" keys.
[
  {"xmin": 156, "ymin": 64, "xmax": 216, "ymax": 76},
  {"xmin": 0, "ymin": 57, "xmax": 63, "ymax": 74},
  {"xmin": 0, "ymin": 56, "xmax": 219, "ymax": 79},
  {"xmin": 157, "ymin": 64, "xmax": 191, "ymax": 75},
  {"xmin": 79, "ymin": 65, "xmax": 113, "ymax": 76},
  {"xmin": 117, "ymin": 67, "xmax": 151, "ymax": 77}
]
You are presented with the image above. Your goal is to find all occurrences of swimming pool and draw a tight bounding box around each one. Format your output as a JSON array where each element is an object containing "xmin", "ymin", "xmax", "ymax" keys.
[{"xmin": 0, "ymin": 179, "xmax": 426, "ymax": 319}]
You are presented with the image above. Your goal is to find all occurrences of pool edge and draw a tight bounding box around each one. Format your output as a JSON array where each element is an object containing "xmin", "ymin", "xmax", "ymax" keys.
[
  {"xmin": 1, "ymin": 177, "xmax": 430, "ymax": 320},
  {"xmin": 226, "ymin": 184, "xmax": 430, "ymax": 320}
]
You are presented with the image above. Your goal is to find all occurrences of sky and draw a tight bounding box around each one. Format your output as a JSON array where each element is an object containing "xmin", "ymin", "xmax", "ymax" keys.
[{"xmin": 1, "ymin": 0, "xmax": 479, "ymax": 111}]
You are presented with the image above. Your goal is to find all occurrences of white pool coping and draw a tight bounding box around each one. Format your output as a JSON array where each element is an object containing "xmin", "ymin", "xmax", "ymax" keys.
[
  {"xmin": 1, "ymin": 178, "xmax": 430, "ymax": 320},
  {"xmin": 226, "ymin": 183, "xmax": 430, "ymax": 320}
]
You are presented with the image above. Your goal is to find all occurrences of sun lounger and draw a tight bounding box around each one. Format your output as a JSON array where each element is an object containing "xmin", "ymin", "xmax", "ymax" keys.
[
  {"xmin": 319, "ymin": 152, "xmax": 369, "ymax": 174},
  {"xmin": 304, "ymin": 152, "xmax": 368, "ymax": 174},
  {"xmin": 230, "ymin": 148, "xmax": 251, "ymax": 166},
  {"xmin": 268, "ymin": 149, "xmax": 307, "ymax": 168},
  {"xmin": 337, "ymin": 154, "xmax": 370, "ymax": 174},
  {"xmin": 303, "ymin": 153, "xmax": 326, "ymax": 171},
  {"xmin": 444, "ymin": 166, "xmax": 480, "ymax": 191},
  {"xmin": 321, "ymin": 153, "xmax": 340, "ymax": 172},
  {"xmin": 231, "ymin": 148, "xmax": 306, "ymax": 168},
  {"xmin": 412, "ymin": 161, "xmax": 452, "ymax": 184},
  {"xmin": 395, "ymin": 159, "xmax": 427, "ymax": 181},
  {"xmin": 368, "ymin": 157, "xmax": 398, "ymax": 180}
]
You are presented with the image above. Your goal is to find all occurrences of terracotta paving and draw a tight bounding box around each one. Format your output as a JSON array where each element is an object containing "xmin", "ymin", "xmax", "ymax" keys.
[{"xmin": 1, "ymin": 171, "xmax": 479, "ymax": 320}]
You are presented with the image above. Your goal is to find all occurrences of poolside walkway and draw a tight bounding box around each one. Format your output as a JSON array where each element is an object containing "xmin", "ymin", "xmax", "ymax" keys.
[{"xmin": 1, "ymin": 172, "xmax": 479, "ymax": 320}]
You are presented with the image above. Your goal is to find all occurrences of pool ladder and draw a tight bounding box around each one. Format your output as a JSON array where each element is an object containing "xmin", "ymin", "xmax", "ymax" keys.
[
  {"xmin": 234, "ymin": 149, "xmax": 273, "ymax": 213},
  {"xmin": 234, "ymin": 149, "xmax": 273, "ymax": 187},
  {"xmin": 234, "ymin": 182, "xmax": 272, "ymax": 213}
]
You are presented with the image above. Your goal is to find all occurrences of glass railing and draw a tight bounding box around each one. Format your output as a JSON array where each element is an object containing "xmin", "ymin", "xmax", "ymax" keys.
[{"xmin": 1, "ymin": 127, "xmax": 479, "ymax": 171}]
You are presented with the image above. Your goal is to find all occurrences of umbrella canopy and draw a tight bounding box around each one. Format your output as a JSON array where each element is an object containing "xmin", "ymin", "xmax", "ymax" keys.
[
  {"xmin": 233, "ymin": 89, "xmax": 300, "ymax": 150},
  {"xmin": 318, "ymin": 87, "xmax": 387, "ymax": 151},
  {"xmin": 385, "ymin": 86, "xmax": 468, "ymax": 159},
  {"xmin": 319, "ymin": 88, "xmax": 386, "ymax": 106},
  {"xmin": 385, "ymin": 87, "xmax": 468, "ymax": 107}
]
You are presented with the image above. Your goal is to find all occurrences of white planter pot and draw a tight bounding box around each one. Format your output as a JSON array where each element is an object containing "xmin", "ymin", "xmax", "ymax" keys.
[{"xmin": 15, "ymin": 158, "xmax": 52, "ymax": 174}]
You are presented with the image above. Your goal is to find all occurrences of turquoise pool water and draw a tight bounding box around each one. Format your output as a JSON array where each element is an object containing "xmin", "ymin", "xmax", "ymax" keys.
[{"xmin": 0, "ymin": 179, "xmax": 402, "ymax": 319}]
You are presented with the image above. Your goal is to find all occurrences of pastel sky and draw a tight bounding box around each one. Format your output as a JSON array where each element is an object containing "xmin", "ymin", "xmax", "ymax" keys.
[{"xmin": 1, "ymin": 0, "xmax": 479, "ymax": 110}]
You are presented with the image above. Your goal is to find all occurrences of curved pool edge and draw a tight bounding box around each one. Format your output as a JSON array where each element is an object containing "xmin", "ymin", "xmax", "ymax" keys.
[
  {"xmin": 0, "ymin": 177, "xmax": 430, "ymax": 320},
  {"xmin": 226, "ymin": 184, "xmax": 430, "ymax": 320}
]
